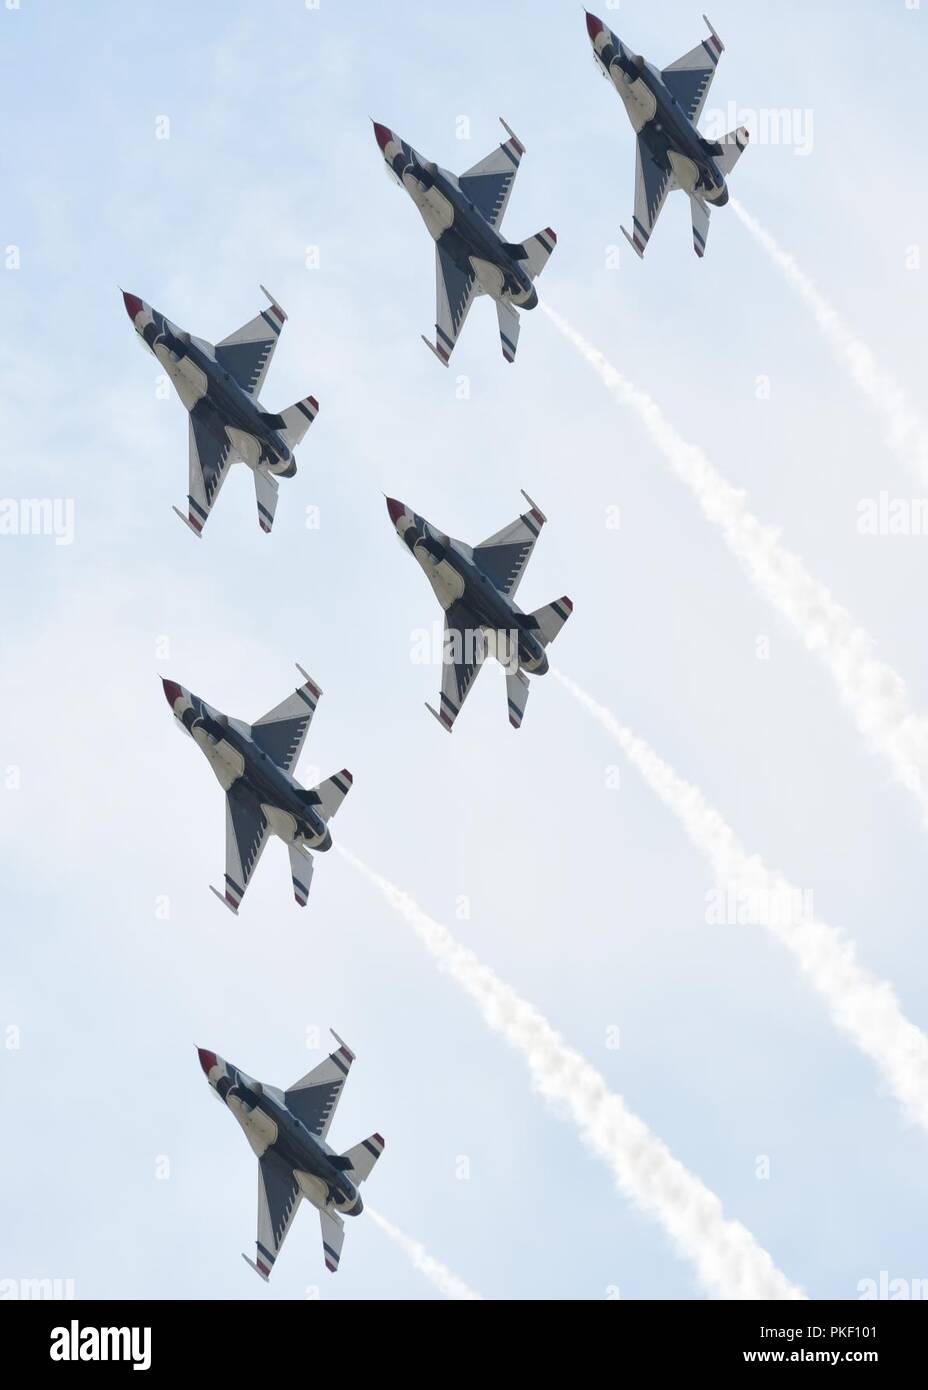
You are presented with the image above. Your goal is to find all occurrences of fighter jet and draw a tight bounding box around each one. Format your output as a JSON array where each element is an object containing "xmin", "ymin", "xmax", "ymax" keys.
[
  {"xmin": 584, "ymin": 12, "xmax": 749, "ymax": 258},
  {"xmin": 122, "ymin": 287, "xmax": 318, "ymax": 535},
  {"xmin": 386, "ymin": 493, "xmax": 572, "ymax": 731},
  {"xmin": 373, "ymin": 118, "xmax": 556, "ymax": 365},
  {"xmin": 197, "ymin": 1036, "xmax": 384, "ymax": 1278},
  {"xmin": 162, "ymin": 667, "xmax": 351, "ymax": 913}
]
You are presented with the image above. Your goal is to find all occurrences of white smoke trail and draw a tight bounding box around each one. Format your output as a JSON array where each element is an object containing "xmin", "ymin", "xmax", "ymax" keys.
[
  {"xmin": 365, "ymin": 1208, "xmax": 483, "ymax": 1300},
  {"xmin": 554, "ymin": 668, "xmax": 928, "ymax": 1134},
  {"xmin": 541, "ymin": 301, "xmax": 928, "ymax": 818},
  {"xmin": 337, "ymin": 845, "xmax": 804, "ymax": 1301},
  {"xmin": 731, "ymin": 199, "xmax": 928, "ymax": 487}
]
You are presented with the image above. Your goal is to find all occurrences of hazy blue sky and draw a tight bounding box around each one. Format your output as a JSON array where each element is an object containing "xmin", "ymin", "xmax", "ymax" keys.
[{"xmin": 1, "ymin": 0, "xmax": 927, "ymax": 1300}]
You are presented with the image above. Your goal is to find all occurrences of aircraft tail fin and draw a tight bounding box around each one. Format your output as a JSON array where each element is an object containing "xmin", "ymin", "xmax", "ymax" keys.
[
  {"xmin": 518, "ymin": 227, "xmax": 558, "ymax": 280},
  {"xmin": 312, "ymin": 769, "xmax": 354, "ymax": 823},
  {"xmin": 276, "ymin": 394, "xmax": 319, "ymax": 449},
  {"xmin": 527, "ymin": 596, "xmax": 574, "ymax": 648},
  {"xmin": 715, "ymin": 126, "xmax": 750, "ymax": 177},
  {"xmin": 339, "ymin": 1132, "xmax": 385, "ymax": 1184}
]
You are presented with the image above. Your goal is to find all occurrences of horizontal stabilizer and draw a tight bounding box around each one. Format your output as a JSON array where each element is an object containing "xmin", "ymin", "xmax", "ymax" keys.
[
  {"xmin": 288, "ymin": 843, "xmax": 314, "ymax": 908},
  {"xmin": 496, "ymin": 299, "xmax": 521, "ymax": 364},
  {"xmin": 278, "ymin": 395, "xmax": 319, "ymax": 449},
  {"xmin": 253, "ymin": 467, "xmax": 279, "ymax": 534},
  {"xmin": 716, "ymin": 126, "xmax": 749, "ymax": 177},
  {"xmin": 519, "ymin": 227, "xmax": 557, "ymax": 280},
  {"xmin": 313, "ymin": 769, "xmax": 353, "ymax": 822},
  {"xmin": 340, "ymin": 1132, "xmax": 385, "ymax": 1184},
  {"xmin": 506, "ymin": 669, "xmax": 530, "ymax": 730},
  {"xmin": 690, "ymin": 197, "xmax": 711, "ymax": 259},
  {"xmin": 528, "ymin": 596, "xmax": 573, "ymax": 647},
  {"xmin": 320, "ymin": 1208, "xmax": 344, "ymax": 1273}
]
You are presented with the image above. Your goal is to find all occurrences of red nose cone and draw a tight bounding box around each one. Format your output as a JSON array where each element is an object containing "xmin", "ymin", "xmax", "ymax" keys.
[
  {"xmin": 385, "ymin": 496, "xmax": 406, "ymax": 525},
  {"xmin": 372, "ymin": 121, "xmax": 393, "ymax": 153},
  {"xmin": 197, "ymin": 1048, "xmax": 218, "ymax": 1077},
  {"xmin": 161, "ymin": 678, "xmax": 184, "ymax": 709},
  {"xmin": 585, "ymin": 11, "xmax": 604, "ymax": 41},
  {"xmin": 122, "ymin": 290, "xmax": 144, "ymax": 322}
]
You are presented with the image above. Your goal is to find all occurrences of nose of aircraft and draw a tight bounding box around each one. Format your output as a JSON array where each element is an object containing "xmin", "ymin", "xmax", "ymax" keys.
[
  {"xmin": 197, "ymin": 1048, "xmax": 218, "ymax": 1077},
  {"xmin": 372, "ymin": 121, "xmax": 394, "ymax": 153},
  {"xmin": 385, "ymin": 496, "xmax": 406, "ymax": 526},
  {"xmin": 161, "ymin": 677, "xmax": 184, "ymax": 709},
  {"xmin": 122, "ymin": 290, "xmax": 144, "ymax": 322},
  {"xmin": 585, "ymin": 11, "xmax": 605, "ymax": 41}
]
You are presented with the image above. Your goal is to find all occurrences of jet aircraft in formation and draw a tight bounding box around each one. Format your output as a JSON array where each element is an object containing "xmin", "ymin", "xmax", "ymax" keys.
[
  {"xmin": 386, "ymin": 493, "xmax": 572, "ymax": 731},
  {"xmin": 585, "ymin": 11, "xmax": 748, "ymax": 258},
  {"xmin": 373, "ymin": 117, "xmax": 556, "ymax": 364},
  {"xmin": 161, "ymin": 668, "xmax": 351, "ymax": 913},
  {"xmin": 197, "ymin": 1036, "xmax": 383, "ymax": 1278},
  {"xmin": 123, "ymin": 287, "xmax": 318, "ymax": 535}
]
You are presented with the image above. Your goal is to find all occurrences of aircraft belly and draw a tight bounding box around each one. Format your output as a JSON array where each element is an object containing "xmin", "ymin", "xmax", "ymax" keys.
[
  {"xmin": 156, "ymin": 347, "xmax": 207, "ymax": 411},
  {"xmin": 194, "ymin": 732, "xmax": 245, "ymax": 790},
  {"xmin": 231, "ymin": 1102, "xmax": 278, "ymax": 1157},
  {"xmin": 225, "ymin": 426, "xmax": 260, "ymax": 468},
  {"xmin": 667, "ymin": 149, "xmax": 699, "ymax": 193},
  {"xmin": 409, "ymin": 181, "xmax": 454, "ymax": 238},
  {"xmin": 425, "ymin": 559, "xmax": 466, "ymax": 610},
  {"xmin": 263, "ymin": 803, "xmax": 298, "ymax": 843},
  {"xmin": 470, "ymin": 257, "xmax": 505, "ymax": 299},
  {"xmin": 295, "ymin": 1171, "xmax": 328, "ymax": 1209},
  {"xmin": 615, "ymin": 77, "xmax": 657, "ymax": 132}
]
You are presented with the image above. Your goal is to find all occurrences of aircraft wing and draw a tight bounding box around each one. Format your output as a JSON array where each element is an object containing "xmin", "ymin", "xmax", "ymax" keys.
[
  {"xmin": 212, "ymin": 786, "xmax": 270, "ymax": 914},
  {"xmin": 472, "ymin": 490, "xmax": 546, "ymax": 599},
  {"xmin": 423, "ymin": 245, "xmax": 477, "ymax": 366},
  {"xmin": 623, "ymin": 139, "xmax": 674, "ymax": 259},
  {"xmin": 285, "ymin": 1030, "xmax": 355, "ymax": 1141},
  {"xmin": 660, "ymin": 16, "xmax": 724, "ymax": 127},
  {"xmin": 243, "ymin": 1151, "xmax": 302, "ymax": 1281},
  {"xmin": 427, "ymin": 601, "xmax": 487, "ymax": 732},
  {"xmin": 457, "ymin": 117, "xmax": 525, "ymax": 229},
  {"xmin": 251, "ymin": 665, "xmax": 321, "ymax": 774},
  {"xmin": 214, "ymin": 285, "xmax": 286, "ymax": 398},
  {"xmin": 175, "ymin": 403, "xmax": 235, "ymax": 536}
]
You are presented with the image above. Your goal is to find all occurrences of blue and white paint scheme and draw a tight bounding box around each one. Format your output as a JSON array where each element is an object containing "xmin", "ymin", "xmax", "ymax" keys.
[
  {"xmin": 373, "ymin": 118, "xmax": 556, "ymax": 365},
  {"xmin": 585, "ymin": 12, "xmax": 749, "ymax": 259},
  {"xmin": 197, "ymin": 1037, "xmax": 384, "ymax": 1279},
  {"xmin": 162, "ymin": 666, "xmax": 352, "ymax": 913},
  {"xmin": 386, "ymin": 493, "xmax": 573, "ymax": 731},
  {"xmin": 122, "ymin": 287, "xmax": 319, "ymax": 535}
]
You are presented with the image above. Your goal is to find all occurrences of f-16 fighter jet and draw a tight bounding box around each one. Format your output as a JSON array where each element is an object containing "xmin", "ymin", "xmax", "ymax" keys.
[
  {"xmin": 386, "ymin": 493, "xmax": 572, "ymax": 731},
  {"xmin": 373, "ymin": 118, "xmax": 556, "ymax": 365},
  {"xmin": 161, "ymin": 667, "xmax": 351, "ymax": 913},
  {"xmin": 122, "ymin": 287, "xmax": 318, "ymax": 535},
  {"xmin": 584, "ymin": 12, "xmax": 749, "ymax": 259},
  {"xmin": 197, "ymin": 1036, "xmax": 384, "ymax": 1278}
]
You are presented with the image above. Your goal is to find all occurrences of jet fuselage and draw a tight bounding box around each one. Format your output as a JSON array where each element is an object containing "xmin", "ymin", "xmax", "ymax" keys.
[
  {"xmin": 166, "ymin": 685, "xmax": 330, "ymax": 851},
  {"xmin": 595, "ymin": 28, "xmax": 729, "ymax": 206},
  {"xmin": 205, "ymin": 1054, "xmax": 362, "ymax": 1215},
  {"xmin": 387, "ymin": 145, "xmax": 538, "ymax": 309},
  {"xmin": 401, "ymin": 513, "xmax": 548, "ymax": 675},
  {"xmin": 138, "ymin": 306, "xmax": 297, "ymax": 476}
]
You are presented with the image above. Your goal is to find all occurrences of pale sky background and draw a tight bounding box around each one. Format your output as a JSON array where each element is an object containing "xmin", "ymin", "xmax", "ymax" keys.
[{"xmin": 1, "ymin": 0, "xmax": 927, "ymax": 1300}]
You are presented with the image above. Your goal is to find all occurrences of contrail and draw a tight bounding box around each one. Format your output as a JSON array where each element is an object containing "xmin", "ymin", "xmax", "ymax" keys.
[
  {"xmin": 731, "ymin": 199, "xmax": 928, "ymax": 487},
  {"xmin": 554, "ymin": 668, "xmax": 928, "ymax": 1134},
  {"xmin": 337, "ymin": 845, "xmax": 803, "ymax": 1300},
  {"xmin": 365, "ymin": 1208, "xmax": 482, "ymax": 1300},
  {"xmin": 541, "ymin": 301, "xmax": 928, "ymax": 817}
]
